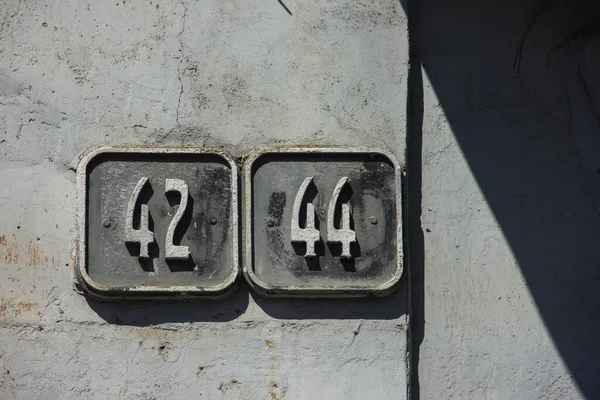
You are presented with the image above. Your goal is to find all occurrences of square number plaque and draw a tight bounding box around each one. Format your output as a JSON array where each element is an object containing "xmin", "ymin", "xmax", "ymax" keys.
[
  {"xmin": 244, "ymin": 148, "xmax": 403, "ymax": 297},
  {"xmin": 75, "ymin": 147, "xmax": 239, "ymax": 299}
]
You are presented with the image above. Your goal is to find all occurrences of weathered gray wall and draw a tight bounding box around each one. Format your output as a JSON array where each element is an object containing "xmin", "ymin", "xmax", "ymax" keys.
[
  {"xmin": 0, "ymin": 0, "xmax": 408, "ymax": 399},
  {"xmin": 3, "ymin": 0, "xmax": 600, "ymax": 398}
]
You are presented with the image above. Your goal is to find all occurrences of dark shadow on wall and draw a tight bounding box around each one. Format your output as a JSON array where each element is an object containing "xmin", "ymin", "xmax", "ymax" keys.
[
  {"xmin": 399, "ymin": 0, "xmax": 425, "ymax": 398},
  {"xmin": 86, "ymin": 286, "xmax": 251, "ymax": 324},
  {"xmin": 252, "ymin": 279, "xmax": 408, "ymax": 320},
  {"xmin": 87, "ymin": 282, "xmax": 408, "ymax": 325},
  {"xmin": 402, "ymin": 0, "xmax": 600, "ymax": 397}
]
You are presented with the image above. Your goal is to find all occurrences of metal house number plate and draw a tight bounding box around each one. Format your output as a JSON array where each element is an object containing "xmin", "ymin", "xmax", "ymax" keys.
[
  {"xmin": 244, "ymin": 148, "xmax": 403, "ymax": 297},
  {"xmin": 76, "ymin": 147, "xmax": 402, "ymax": 299},
  {"xmin": 75, "ymin": 148, "xmax": 239, "ymax": 299}
]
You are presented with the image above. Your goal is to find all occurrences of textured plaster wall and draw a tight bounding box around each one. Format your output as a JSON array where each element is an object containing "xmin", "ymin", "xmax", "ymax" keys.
[
  {"xmin": 4, "ymin": 0, "xmax": 598, "ymax": 399},
  {"xmin": 0, "ymin": 0, "xmax": 408, "ymax": 399}
]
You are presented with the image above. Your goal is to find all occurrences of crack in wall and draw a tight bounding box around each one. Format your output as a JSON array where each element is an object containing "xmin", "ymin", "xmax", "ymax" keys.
[{"xmin": 175, "ymin": 0, "xmax": 188, "ymax": 129}]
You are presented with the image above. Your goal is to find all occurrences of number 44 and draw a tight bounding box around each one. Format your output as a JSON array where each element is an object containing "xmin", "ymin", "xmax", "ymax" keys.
[{"xmin": 291, "ymin": 176, "xmax": 357, "ymax": 259}]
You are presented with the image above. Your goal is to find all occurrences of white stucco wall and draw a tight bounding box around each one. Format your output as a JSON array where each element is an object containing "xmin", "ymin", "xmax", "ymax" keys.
[{"xmin": 0, "ymin": 0, "xmax": 408, "ymax": 399}]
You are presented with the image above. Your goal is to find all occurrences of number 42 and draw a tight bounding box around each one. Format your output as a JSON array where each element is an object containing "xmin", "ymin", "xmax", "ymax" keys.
[{"xmin": 124, "ymin": 177, "xmax": 190, "ymax": 260}]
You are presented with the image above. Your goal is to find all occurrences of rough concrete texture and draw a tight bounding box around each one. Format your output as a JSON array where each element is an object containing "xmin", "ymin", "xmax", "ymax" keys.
[
  {"xmin": 413, "ymin": 0, "xmax": 600, "ymax": 398},
  {"xmin": 0, "ymin": 0, "xmax": 408, "ymax": 399}
]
